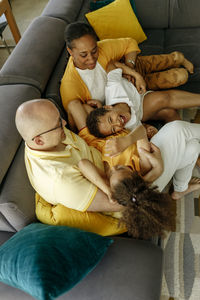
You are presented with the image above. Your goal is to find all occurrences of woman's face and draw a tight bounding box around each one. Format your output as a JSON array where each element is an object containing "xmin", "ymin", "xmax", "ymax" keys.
[
  {"xmin": 109, "ymin": 165, "xmax": 133, "ymax": 189},
  {"xmin": 67, "ymin": 34, "xmax": 99, "ymax": 70}
]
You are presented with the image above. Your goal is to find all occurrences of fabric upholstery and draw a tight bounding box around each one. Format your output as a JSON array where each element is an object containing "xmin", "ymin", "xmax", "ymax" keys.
[
  {"xmin": 133, "ymin": 0, "xmax": 169, "ymax": 29},
  {"xmin": 0, "ymin": 84, "xmax": 41, "ymax": 184},
  {"xmin": 1, "ymin": 16, "xmax": 66, "ymax": 93},
  {"xmin": 42, "ymin": 0, "xmax": 84, "ymax": 23},
  {"xmin": 0, "ymin": 223, "xmax": 113, "ymax": 300},
  {"xmin": 0, "ymin": 143, "xmax": 36, "ymax": 232},
  {"xmin": 85, "ymin": 0, "xmax": 146, "ymax": 43},
  {"xmin": 169, "ymin": 0, "xmax": 200, "ymax": 28}
]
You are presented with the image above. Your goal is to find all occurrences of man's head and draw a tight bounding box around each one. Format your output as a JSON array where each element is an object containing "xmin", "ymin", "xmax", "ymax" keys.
[
  {"xmin": 15, "ymin": 99, "xmax": 66, "ymax": 150},
  {"xmin": 86, "ymin": 105, "xmax": 131, "ymax": 137}
]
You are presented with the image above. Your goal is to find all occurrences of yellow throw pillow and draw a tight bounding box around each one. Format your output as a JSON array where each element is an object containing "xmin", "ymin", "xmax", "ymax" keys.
[
  {"xmin": 35, "ymin": 193, "xmax": 127, "ymax": 236},
  {"xmin": 85, "ymin": 0, "xmax": 147, "ymax": 43}
]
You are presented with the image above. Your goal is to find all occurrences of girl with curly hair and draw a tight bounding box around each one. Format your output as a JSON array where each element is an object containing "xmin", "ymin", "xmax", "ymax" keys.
[{"xmin": 78, "ymin": 160, "xmax": 175, "ymax": 240}]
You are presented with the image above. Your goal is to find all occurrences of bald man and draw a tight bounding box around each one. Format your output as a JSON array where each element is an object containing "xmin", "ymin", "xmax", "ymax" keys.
[{"xmin": 15, "ymin": 99, "xmax": 123, "ymax": 213}]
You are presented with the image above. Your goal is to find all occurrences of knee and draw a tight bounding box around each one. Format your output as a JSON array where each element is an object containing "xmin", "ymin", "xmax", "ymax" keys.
[
  {"xmin": 154, "ymin": 91, "xmax": 170, "ymax": 107},
  {"xmin": 175, "ymin": 68, "xmax": 188, "ymax": 85},
  {"xmin": 186, "ymin": 141, "xmax": 200, "ymax": 159},
  {"xmin": 67, "ymin": 99, "xmax": 81, "ymax": 113}
]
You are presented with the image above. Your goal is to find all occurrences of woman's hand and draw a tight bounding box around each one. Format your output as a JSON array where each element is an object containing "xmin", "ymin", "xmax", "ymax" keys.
[{"xmin": 134, "ymin": 74, "xmax": 147, "ymax": 94}]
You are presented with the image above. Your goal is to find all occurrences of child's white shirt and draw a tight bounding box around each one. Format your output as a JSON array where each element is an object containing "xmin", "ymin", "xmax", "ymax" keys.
[{"xmin": 105, "ymin": 68, "xmax": 144, "ymax": 131}]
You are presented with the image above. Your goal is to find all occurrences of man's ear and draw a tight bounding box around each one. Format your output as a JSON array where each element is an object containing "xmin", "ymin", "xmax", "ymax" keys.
[
  {"xmin": 34, "ymin": 136, "xmax": 44, "ymax": 146},
  {"xmin": 67, "ymin": 47, "xmax": 73, "ymax": 57}
]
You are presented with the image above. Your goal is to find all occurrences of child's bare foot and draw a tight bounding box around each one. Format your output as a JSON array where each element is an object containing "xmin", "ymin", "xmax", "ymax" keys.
[{"xmin": 171, "ymin": 177, "xmax": 200, "ymax": 200}]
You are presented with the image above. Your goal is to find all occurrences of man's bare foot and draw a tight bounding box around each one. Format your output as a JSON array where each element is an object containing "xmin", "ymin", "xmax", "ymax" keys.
[
  {"xmin": 171, "ymin": 177, "xmax": 200, "ymax": 200},
  {"xmin": 182, "ymin": 57, "xmax": 194, "ymax": 74}
]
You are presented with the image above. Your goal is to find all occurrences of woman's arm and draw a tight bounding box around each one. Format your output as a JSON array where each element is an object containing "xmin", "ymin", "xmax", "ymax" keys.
[
  {"xmin": 67, "ymin": 99, "xmax": 102, "ymax": 131},
  {"xmin": 107, "ymin": 60, "xmax": 146, "ymax": 94}
]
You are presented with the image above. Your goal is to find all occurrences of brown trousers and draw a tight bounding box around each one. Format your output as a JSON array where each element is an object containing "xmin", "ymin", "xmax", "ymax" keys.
[{"xmin": 135, "ymin": 52, "xmax": 188, "ymax": 90}]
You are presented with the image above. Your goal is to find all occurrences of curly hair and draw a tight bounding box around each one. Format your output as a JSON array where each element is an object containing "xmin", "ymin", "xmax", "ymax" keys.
[
  {"xmin": 86, "ymin": 107, "xmax": 109, "ymax": 138},
  {"xmin": 111, "ymin": 172, "xmax": 176, "ymax": 240},
  {"xmin": 64, "ymin": 22, "xmax": 98, "ymax": 50}
]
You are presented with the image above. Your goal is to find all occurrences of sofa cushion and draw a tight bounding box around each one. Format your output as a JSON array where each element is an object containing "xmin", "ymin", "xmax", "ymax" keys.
[
  {"xmin": 139, "ymin": 29, "xmax": 165, "ymax": 55},
  {"xmin": 0, "ymin": 16, "xmax": 66, "ymax": 93},
  {"xmin": 0, "ymin": 84, "xmax": 41, "ymax": 185},
  {"xmin": 42, "ymin": 0, "xmax": 84, "ymax": 23},
  {"xmin": 0, "ymin": 223, "xmax": 113, "ymax": 300},
  {"xmin": 165, "ymin": 27, "xmax": 200, "ymax": 87},
  {"xmin": 0, "ymin": 142, "xmax": 36, "ymax": 232},
  {"xmin": 133, "ymin": 0, "xmax": 169, "ymax": 29},
  {"xmin": 44, "ymin": 48, "xmax": 68, "ymax": 119},
  {"xmin": 90, "ymin": 0, "xmax": 137, "ymax": 15},
  {"xmin": 169, "ymin": 0, "xmax": 200, "ymax": 28},
  {"xmin": 85, "ymin": 0, "xmax": 146, "ymax": 43}
]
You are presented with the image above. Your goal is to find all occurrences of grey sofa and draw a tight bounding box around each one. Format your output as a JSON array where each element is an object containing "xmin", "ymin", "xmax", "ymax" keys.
[{"xmin": 0, "ymin": 0, "xmax": 199, "ymax": 299}]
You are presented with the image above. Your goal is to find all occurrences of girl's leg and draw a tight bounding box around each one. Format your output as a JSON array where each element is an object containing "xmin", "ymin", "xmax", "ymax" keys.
[
  {"xmin": 172, "ymin": 140, "xmax": 200, "ymax": 195},
  {"xmin": 151, "ymin": 121, "xmax": 200, "ymax": 192},
  {"xmin": 142, "ymin": 89, "xmax": 200, "ymax": 122}
]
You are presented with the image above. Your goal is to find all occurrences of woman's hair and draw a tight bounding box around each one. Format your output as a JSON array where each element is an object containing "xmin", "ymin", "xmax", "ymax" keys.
[
  {"xmin": 111, "ymin": 172, "xmax": 176, "ymax": 240},
  {"xmin": 86, "ymin": 107, "xmax": 109, "ymax": 138},
  {"xmin": 64, "ymin": 21, "xmax": 98, "ymax": 49}
]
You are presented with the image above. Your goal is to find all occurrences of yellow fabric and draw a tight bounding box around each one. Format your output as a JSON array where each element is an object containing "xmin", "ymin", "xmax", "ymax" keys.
[
  {"xmin": 79, "ymin": 127, "xmax": 140, "ymax": 172},
  {"xmin": 85, "ymin": 0, "xmax": 147, "ymax": 43},
  {"xmin": 60, "ymin": 37, "xmax": 140, "ymax": 111},
  {"xmin": 35, "ymin": 194, "xmax": 127, "ymax": 236},
  {"xmin": 25, "ymin": 128, "xmax": 104, "ymax": 212}
]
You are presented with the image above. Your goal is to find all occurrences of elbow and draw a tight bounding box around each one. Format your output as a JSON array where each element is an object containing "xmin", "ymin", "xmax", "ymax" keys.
[{"xmin": 67, "ymin": 99, "xmax": 82, "ymax": 114}]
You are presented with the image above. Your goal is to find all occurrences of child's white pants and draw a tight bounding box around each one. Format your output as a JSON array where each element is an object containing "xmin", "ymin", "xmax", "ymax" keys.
[{"xmin": 151, "ymin": 120, "xmax": 200, "ymax": 192}]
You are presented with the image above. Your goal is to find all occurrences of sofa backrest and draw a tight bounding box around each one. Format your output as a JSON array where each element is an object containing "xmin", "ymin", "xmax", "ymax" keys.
[{"xmin": 169, "ymin": 0, "xmax": 200, "ymax": 28}]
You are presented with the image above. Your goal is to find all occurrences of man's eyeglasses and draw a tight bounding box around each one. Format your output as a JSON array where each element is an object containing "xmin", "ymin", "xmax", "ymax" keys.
[{"xmin": 32, "ymin": 116, "xmax": 63, "ymax": 141}]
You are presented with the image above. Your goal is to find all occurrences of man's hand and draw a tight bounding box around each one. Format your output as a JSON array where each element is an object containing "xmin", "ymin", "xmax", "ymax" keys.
[{"xmin": 137, "ymin": 143, "xmax": 163, "ymax": 182}]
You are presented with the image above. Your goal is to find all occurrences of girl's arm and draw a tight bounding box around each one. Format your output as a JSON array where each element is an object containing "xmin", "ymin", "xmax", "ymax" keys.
[
  {"xmin": 104, "ymin": 124, "xmax": 147, "ymax": 156},
  {"xmin": 78, "ymin": 159, "xmax": 114, "ymax": 203}
]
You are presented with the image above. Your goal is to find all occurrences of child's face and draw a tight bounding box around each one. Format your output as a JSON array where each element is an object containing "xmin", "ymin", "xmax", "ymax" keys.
[
  {"xmin": 109, "ymin": 165, "xmax": 133, "ymax": 189},
  {"xmin": 98, "ymin": 107, "xmax": 131, "ymax": 136}
]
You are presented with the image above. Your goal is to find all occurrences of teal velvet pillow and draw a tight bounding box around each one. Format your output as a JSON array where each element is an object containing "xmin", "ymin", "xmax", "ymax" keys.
[
  {"xmin": 0, "ymin": 223, "xmax": 113, "ymax": 300},
  {"xmin": 90, "ymin": 0, "xmax": 137, "ymax": 15}
]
